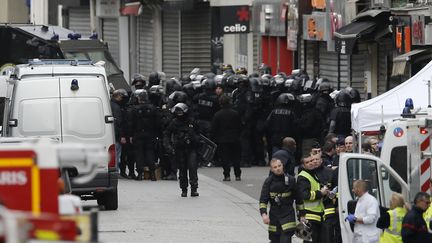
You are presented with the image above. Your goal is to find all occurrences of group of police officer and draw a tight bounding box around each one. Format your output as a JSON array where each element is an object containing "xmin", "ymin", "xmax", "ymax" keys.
[{"xmin": 110, "ymin": 62, "xmax": 360, "ymax": 198}]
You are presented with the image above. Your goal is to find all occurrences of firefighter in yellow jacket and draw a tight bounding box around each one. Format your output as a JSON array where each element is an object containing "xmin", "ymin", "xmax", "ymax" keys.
[
  {"xmin": 297, "ymin": 155, "xmax": 329, "ymax": 243},
  {"xmin": 376, "ymin": 193, "xmax": 408, "ymax": 243},
  {"xmin": 259, "ymin": 158, "xmax": 304, "ymax": 243}
]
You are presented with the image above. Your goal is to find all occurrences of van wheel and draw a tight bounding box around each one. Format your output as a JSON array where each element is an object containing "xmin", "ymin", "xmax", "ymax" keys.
[{"xmin": 100, "ymin": 189, "xmax": 118, "ymax": 210}]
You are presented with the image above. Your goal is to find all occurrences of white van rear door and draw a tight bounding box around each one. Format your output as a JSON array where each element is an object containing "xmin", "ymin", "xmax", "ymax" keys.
[
  {"xmin": 59, "ymin": 76, "xmax": 113, "ymax": 171},
  {"xmin": 11, "ymin": 77, "xmax": 61, "ymax": 141},
  {"xmin": 338, "ymin": 153, "xmax": 408, "ymax": 243}
]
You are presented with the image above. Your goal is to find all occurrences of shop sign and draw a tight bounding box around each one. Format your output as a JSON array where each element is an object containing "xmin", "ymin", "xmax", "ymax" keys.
[
  {"xmin": 220, "ymin": 6, "xmax": 250, "ymax": 34},
  {"xmin": 96, "ymin": 0, "xmax": 120, "ymax": 18},
  {"xmin": 302, "ymin": 13, "xmax": 328, "ymax": 41},
  {"xmin": 412, "ymin": 14, "xmax": 425, "ymax": 45}
]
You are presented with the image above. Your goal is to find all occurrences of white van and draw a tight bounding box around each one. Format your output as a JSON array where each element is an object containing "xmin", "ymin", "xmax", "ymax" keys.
[{"xmin": 2, "ymin": 60, "xmax": 118, "ymax": 210}]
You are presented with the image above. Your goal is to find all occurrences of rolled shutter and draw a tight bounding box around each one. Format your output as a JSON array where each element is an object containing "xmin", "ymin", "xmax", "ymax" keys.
[
  {"xmin": 102, "ymin": 18, "xmax": 120, "ymax": 65},
  {"xmin": 181, "ymin": 3, "xmax": 211, "ymax": 75},
  {"xmin": 68, "ymin": 8, "xmax": 91, "ymax": 36},
  {"xmin": 163, "ymin": 10, "xmax": 181, "ymax": 78},
  {"xmin": 350, "ymin": 43, "xmax": 368, "ymax": 101},
  {"xmin": 319, "ymin": 42, "xmax": 349, "ymax": 89},
  {"xmin": 137, "ymin": 7, "xmax": 155, "ymax": 77}
]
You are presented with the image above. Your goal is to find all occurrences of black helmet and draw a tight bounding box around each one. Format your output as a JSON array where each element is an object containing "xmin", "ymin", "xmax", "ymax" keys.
[
  {"xmin": 214, "ymin": 75, "xmax": 224, "ymax": 87},
  {"xmin": 149, "ymin": 85, "xmax": 163, "ymax": 95},
  {"xmin": 181, "ymin": 74, "xmax": 192, "ymax": 85},
  {"xmin": 345, "ymin": 86, "xmax": 361, "ymax": 103},
  {"xmin": 235, "ymin": 67, "xmax": 248, "ymax": 75},
  {"xmin": 227, "ymin": 75, "xmax": 237, "ymax": 88},
  {"xmin": 261, "ymin": 74, "xmax": 272, "ymax": 87},
  {"xmin": 168, "ymin": 91, "xmax": 189, "ymax": 107},
  {"xmin": 202, "ymin": 78, "xmax": 216, "ymax": 91},
  {"xmin": 148, "ymin": 72, "xmax": 160, "ymax": 86},
  {"xmin": 237, "ymin": 75, "xmax": 249, "ymax": 87},
  {"xmin": 165, "ymin": 77, "xmax": 182, "ymax": 94},
  {"xmin": 258, "ymin": 63, "xmax": 272, "ymax": 75},
  {"xmin": 131, "ymin": 73, "xmax": 146, "ymax": 87},
  {"xmin": 318, "ymin": 81, "xmax": 333, "ymax": 92},
  {"xmin": 203, "ymin": 72, "xmax": 216, "ymax": 79},
  {"xmin": 171, "ymin": 102, "xmax": 189, "ymax": 115},
  {"xmin": 336, "ymin": 90, "xmax": 351, "ymax": 107},
  {"xmin": 249, "ymin": 77, "xmax": 263, "ymax": 93},
  {"xmin": 249, "ymin": 72, "xmax": 259, "ymax": 78},
  {"xmin": 275, "ymin": 93, "xmax": 295, "ymax": 106},
  {"xmin": 134, "ymin": 89, "xmax": 148, "ymax": 102}
]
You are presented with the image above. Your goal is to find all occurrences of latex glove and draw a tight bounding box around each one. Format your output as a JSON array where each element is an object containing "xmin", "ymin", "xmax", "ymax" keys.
[{"xmin": 345, "ymin": 214, "xmax": 357, "ymax": 224}]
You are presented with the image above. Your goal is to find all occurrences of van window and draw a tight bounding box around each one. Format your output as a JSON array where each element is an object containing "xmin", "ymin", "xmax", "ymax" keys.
[
  {"xmin": 390, "ymin": 146, "xmax": 407, "ymax": 182},
  {"xmin": 61, "ymin": 98, "xmax": 105, "ymax": 138},
  {"xmin": 347, "ymin": 158, "xmax": 379, "ymax": 199},
  {"xmin": 19, "ymin": 99, "xmax": 61, "ymax": 136}
]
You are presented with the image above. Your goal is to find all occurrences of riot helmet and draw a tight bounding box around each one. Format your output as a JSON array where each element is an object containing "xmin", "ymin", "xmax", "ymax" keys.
[
  {"xmin": 345, "ymin": 86, "xmax": 361, "ymax": 103},
  {"xmin": 189, "ymin": 68, "xmax": 201, "ymax": 81},
  {"xmin": 237, "ymin": 75, "xmax": 249, "ymax": 88},
  {"xmin": 131, "ymin": 73, "xmax": 146, "ymax": 89},
  {"xmin": 148, "ymin": 72, "xmax": 160, "ymax": 86},
  {"xmin": 214, "ymin": 75, "xmax": 225, "ymax": 87},
  {"xmin": 202, "ymin": 78, "xmax": 216, "ymax": 91},
  {"xmin": 165, "ymin": 77, "xmax": 182, "ymax": 95},
  {"xmin": 134, "ymin": 89, "xmax": 148, "ymax": 102},
  {"xmin": 318, "ymin": 79, "xmax": 333, "ymax": 93},
  {"xmin": 171, "ymin": 102, "xmax": 189, "ymax": 116},
  {"xmin": 249, "ymin": 77, "xmax": 263, "ymax": 93},
  {"xmin": 335, "ymin": 90, "xmax": 351, "ymax": 107},
  {"xmin": 275, "ymin": 93, "xmax": 295, "ymax": 106},
  {"xmin": 203, "ymin": 72, "xmax": 216, "ymax": 79},
  {"xmin": 261, "ymin": 74, "xmax": 272, "ymax": 87}
]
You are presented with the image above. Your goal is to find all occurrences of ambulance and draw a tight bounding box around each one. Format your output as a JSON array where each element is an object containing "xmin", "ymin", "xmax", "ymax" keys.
[{"xmin": 338, "ymin": 108, "xmax": 432, "ymax": 242}]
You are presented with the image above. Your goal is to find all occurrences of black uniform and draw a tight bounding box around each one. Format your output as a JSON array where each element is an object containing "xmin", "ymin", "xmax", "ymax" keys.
[
  {"xmin": 259, "ymin": 173, "xmax": 303, "ymax": 243},
  {"xmin": 163, "ymin": 115, "xmax": 200, "ymax": 192},
  {"xmin": 329, "ymin": 106, "xmax": 351, "ymax": 137},
  {"xmin": 401, "ymin": 206, "xmax": 432, "ymax": 243},
  {"xmin": 315, "ymin": 165, "xmax": 341, "ymax": 243},
  {"xmin": 211, "ymin": 105, "xmax": 242, "ymax": 179},
  {"xmin": 127, "ymin": 101, "xmax": 160, "ymax": 180},
  {"xmin": 266, "ymin": 105, "xmax": 297, "ymax": 153}
]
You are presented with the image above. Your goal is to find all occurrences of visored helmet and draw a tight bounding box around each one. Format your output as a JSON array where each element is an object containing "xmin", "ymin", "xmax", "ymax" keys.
[
  {"xmin": 171, "ymin": 102, "xmax": 189, "ymax": 115},
  {"xmin": 214, "ymin": 75, "xmax": 224, "ymax": 87},
  {"xmin": 237, "ymin": 75, "xmax": 249, "ymax": 87},
  {"xmin": 134, "ymin": 89, "xmax": 148, "ymax": 102},
  {"xmin": 148, "ymin": 72, "xmax": 160, "ymax": 86},
  {"xmin": 261, "ymin": 74, "xmax": 272, "ymax": 87},
  {"xmin": 335, "ymin": 90, "xmax": 352, "ymax": 107},
  {"xmin": 295, "ymin": 222, "xmax": 312, "ymax": 241},
  {"xmin": 318, "ymin": 80, "xmax": 333, "ymax": 92},
  {"xmin": 298, "ymin": 93, "xmax": 313, "ymax": 103},
  {"xmin": 249, "ymin": 77, "xmax": 263, "ymax": 93},
  {"xmin": 202, "ymin": 78, "xmax": 216, "ymax": 91},
  {"xmin": 345, "ymin": 86, "xmax": 361, "ymax": 103},
  {"xmin": 275, "ymin": 93, "xmax": 295, "ymax": 106},
  {"xmin": 165, "ymin": 77, "xmax": 182, "ymax": 94},
  {"xmin": 221, "ymin": 64, "xmax": 233, "ymax": 72},
  {"xmin": 131, "ymin": 73, "xmax": 146, "ymax": 87}
]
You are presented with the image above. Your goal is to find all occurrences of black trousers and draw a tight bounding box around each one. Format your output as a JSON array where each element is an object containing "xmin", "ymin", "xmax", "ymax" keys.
[
  {"xmin": 177, "ymin": 148, "xmax": 198, "ymax": 189},
  {"xmin": 120, "ymin": 142, "xmax": 135, "ymax": 174},
  {"xmin": 240, "ymin": 126, "xmax": 253, "ymax": 166},
  {"xmin": 134, "ymin": 138, "xmax": 156, "ymax": 173},
  {"xmin": 304, "ymin": 221, "xmax": 322, "ymax": 243},
  {"xmin": 321, "ymin": 216, "xmax": 342, "ymax": 243},
  {"xmin": 269, "ymin": 230, "xmax": 294, "ymax": 243},
  {"xmin": 218, "ymin": 141, "xmax": 241, "ymax": 177}
]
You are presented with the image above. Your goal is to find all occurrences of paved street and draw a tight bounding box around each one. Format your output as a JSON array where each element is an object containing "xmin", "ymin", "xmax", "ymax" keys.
[{"xmin": 82, "ymin": 167, "xmax": 304, "ymax": 243}]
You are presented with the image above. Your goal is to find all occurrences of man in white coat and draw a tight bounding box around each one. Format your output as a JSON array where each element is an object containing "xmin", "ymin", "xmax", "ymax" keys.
[{"xmin": 345, "ymin": 179, "xmax": 381, "ymax": 243}]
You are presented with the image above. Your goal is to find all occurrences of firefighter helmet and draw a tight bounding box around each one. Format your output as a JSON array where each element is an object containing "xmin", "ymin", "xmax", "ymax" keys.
[{"xmin": 295, "ymin": 221, "xmax": 312, "ymax": 241}]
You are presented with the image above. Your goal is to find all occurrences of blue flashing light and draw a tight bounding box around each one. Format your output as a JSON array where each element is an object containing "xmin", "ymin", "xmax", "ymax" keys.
[
  {"xmin": 51, "ymin": 33, "xmax": 59, "ymax": 41},
  {"xmin": 67, "ymin": 33, "xmax": 82, "ymax": 40},
  {"xmin": 405, "ymin": 98, "xmax": 414, "ymax": 109},
  {"xmin": 89, "ymin": 32, "xmax": 98, "ymax": 40}
]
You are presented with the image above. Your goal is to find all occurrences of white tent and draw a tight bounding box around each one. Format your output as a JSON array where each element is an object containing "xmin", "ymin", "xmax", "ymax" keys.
[{"xmin": 351, "ymin": 60, "xmax": 432, "ymax": 132}]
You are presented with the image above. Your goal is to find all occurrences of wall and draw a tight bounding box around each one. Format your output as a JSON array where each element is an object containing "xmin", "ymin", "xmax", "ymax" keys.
[{"xmin": 0, "ymin": 0, "xmax": 29, "ymax": 23}]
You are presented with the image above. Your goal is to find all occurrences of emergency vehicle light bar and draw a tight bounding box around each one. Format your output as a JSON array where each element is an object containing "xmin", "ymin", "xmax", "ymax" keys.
[{"xmin": 27, "ymin": 59, "xmax": 93, "ymax": 66}]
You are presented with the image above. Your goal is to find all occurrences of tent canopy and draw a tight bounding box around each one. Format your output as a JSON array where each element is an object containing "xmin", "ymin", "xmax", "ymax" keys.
[{"xmin": 351, "ymin": 60, "xmax": 432, "ymax": 132}]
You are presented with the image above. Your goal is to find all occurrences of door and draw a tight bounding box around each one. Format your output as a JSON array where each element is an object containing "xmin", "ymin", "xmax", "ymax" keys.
[
  {"xmin": 59, "ymin": 75, "xmax": 113, "ymax": 172},
  {"xmin": 9, "ymin": 77, "xmax": 61, "ymax": 141},
  {"xmin": 338, "ymin": 153, "xmax": 409, "ymax": 243}
]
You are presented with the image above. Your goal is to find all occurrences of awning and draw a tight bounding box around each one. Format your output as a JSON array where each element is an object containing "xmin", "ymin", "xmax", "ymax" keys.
[
  {"xmin": 334, "ymin": 21, "xmax": 376, "ymax": 54},
  {"xmin": 392, "ymin": 49, "xmax": 428, "ymax": 76},
  {"xmin": 120, "ymin": 2, "xmax": 142, "ymax": 16}
]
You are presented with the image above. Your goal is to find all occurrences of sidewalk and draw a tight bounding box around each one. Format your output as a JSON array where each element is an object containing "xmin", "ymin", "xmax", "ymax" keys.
[{"xmin": 96, "ymin": 174, "xmax": 269, "ymax": 243}]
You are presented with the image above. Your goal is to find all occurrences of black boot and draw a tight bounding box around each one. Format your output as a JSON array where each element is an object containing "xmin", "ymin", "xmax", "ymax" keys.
[
  {"xmin": 191, "ymin": 188, "xmax": 199, "ymax": 197},
  {"xmin": 181, "ymin": 189, "xmax": 187, "ymax": 197},
  {"xmin": 150, "ymin": 170, "xmax": 157, "ymax": 181},
  {"xmin": 135, "ymin": 172, "xmax": 144, "ymax": 181}
]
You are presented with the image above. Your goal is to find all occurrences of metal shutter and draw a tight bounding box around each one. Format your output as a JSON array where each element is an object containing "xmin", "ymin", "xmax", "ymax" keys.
[
  {"xmin": 68, "ymin": 8, "xmax": 91, "ymax": 37},
  {"xmin": 137, "ymin": 7, "xmax": 155, "ymax": 77},
  {"xmin": 163, "ymin": 10, "xmax": 180, "ymax": 78},
  {"xmin": 318, "ymin": 42, "xmax": 349, "ymax": 89},
  {"xmin": 102, "ymin": 18, "xmax": 120, "ymax": 65},
  {"xmin": 300, "ymin": 41, "xmax": 314, "ymax": 77},
  {"xmin": 181, "ymin": 3, "xmax": 211, "ymax": 75},
  {"xmin": 350, "ymin": 43, "xmax": 368, "ymax": 101},
  {"xmin": 253, "ymin": 33, "xmax": 260, "ymax": 71}
]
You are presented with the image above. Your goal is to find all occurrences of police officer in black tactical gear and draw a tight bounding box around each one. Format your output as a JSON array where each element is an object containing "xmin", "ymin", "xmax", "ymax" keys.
[
  {"xmin": 127, "ymin": 89, "xmax": 161, "ymax": 181},
  {"xmin": 260, "ymin": 158, "xmax": 304, "ymax": 243},
  {"xmin": 249, "ymin": 77, "xmax": 267, "ymax": 166},
  {"xmin": 163, "ymin": 103, "xmax": 200, "ymax": 197},
  {"xmin": 266, "ymin": 93, "xmax": 297, "ymax": 154},
  {"xmin": 297, "ymin": 94, "xmax": 324, "ymax": 158},
  {"xmin": 232, "ymin": 75, "xmax": 254, "ymax": 167},
  {"xmin": 195, "ymin": 78, "xmax": 219, "ymax": 167},
  {"xmin": 329, "ymin": 91, "xmax": 352, "ymax": 137},
  {"xmin": 314, "ymin": 80, "xmax": 334, "ymax": 139}
]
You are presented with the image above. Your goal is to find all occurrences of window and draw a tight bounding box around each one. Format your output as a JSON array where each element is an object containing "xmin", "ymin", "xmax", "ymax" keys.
[
  {"xmin": 390, "ymin": 146, "xmax": 407, "ymax": 182},
  {"xmin": 347, "ymin": 158, "xmax": 380, "ymax": 199},
  {"xmin": 380, "ymin": 165, "xmax": 403, "ymax": 208},
  {"xmin": 63, "ymin": 50, "xmax": 122, "ymax": 76}
]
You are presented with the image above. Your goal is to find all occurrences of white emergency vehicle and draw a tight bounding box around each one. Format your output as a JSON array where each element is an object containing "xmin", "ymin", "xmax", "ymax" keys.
[
  {"xmin": 1, "ymin": 60, "xmax": 118, "ymax": 210},
  {"xmin": 338, "ymin": 108, "xmax": 432, "ymax": 242}
]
